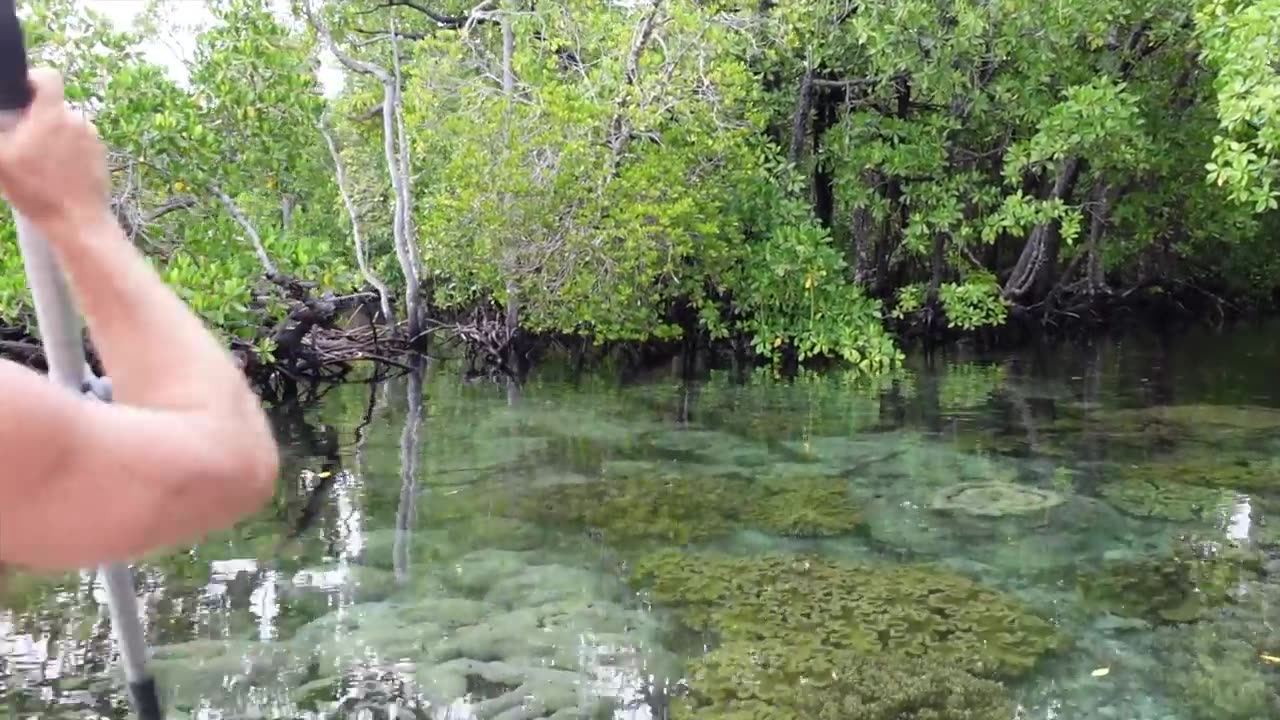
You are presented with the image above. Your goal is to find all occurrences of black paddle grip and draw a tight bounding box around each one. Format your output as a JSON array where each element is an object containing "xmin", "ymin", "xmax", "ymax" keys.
[
  {"xmin": 128, "ymin": 677, "xmax": 165, "ymax": 720},
  {"xmin": 0, "ymin": 0, "xmax": 30, "ymax": 112}
]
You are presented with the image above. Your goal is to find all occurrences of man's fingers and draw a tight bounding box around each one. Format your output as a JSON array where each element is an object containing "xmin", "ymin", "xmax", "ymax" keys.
[
  {"xmin": 0, "ymin": 68, "xmax": 61, "ymax": 150},
  {"xmin": 26, "ymin": 67, "xmax": 64, "ymax": 112},
  {"xmin": 0, "ymin": 68, "xmax": 66, "ymax": 163}
]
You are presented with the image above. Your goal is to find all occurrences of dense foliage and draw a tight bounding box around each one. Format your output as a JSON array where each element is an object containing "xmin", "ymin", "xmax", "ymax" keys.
[{"xmin": 1, "ymin": 0, "xmax": 1278, "ymax": 378}]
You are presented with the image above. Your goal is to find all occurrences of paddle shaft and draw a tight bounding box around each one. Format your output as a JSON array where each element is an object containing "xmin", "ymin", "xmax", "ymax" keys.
[{"xmin": 0, "ymin": 4, "xmax": 162, "ymax": 719}]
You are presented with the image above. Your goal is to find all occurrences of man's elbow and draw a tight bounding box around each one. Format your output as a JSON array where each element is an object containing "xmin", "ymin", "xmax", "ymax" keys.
[
  {"xmin": 237, "ymin": 424, "xmax": 280, "ymax": 512},
  {"xmin": 205, "ymin": 413, "xmax": 279, "ymax": 517},
  {"xmin": 240, "ymin": 436, "xmax": 279, "ymax": 510}
]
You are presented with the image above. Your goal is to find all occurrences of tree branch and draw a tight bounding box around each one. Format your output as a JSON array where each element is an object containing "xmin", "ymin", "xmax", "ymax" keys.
[
  {"xmin": 303, "ymin": 0, "xmax": 391, "ymax": 81},
  {"xmin": 145, "ymin": 194, "xmax": 197, "ymax": 222},
  {"xmin": 320, "ymin": 113, "xmax": 395, "ymax": 327},
  {"xmin": 353, "ymin": 102, "xmax": 385, "ymax": 122},
  {"xmin": 607, "ymin": 0, "xmax": 665, "ymax": 160},
  {"xmin": 351, "ymin": 26, "xmax": 428, "ymax": 40},
  {"xmin": 501, "ymin": 12, "xmax": 515, "ymax": 93},
  {"xmin": 211, "ymin": 186, "xmax": 278, "ymax": 278},
  {"xmin": 789, "ymin": 68, "xmax": 814, "ymax": 164},
  {"xmin": 359, "ymin": 0, "xmax": 490, "ymax": 28}
]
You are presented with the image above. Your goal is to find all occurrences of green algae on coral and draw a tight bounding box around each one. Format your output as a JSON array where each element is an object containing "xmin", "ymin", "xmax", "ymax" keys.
[
  {"xmin": 643, "ymin": 428, "xmax": 778, "ymax": 467},
  {"xmin": 1118, "ymin": 456, "xmax": 1280, "ymax": 492},
  {"xmin": 1153, "ymin": 621, "xmax": 1280, "ymax": 720},
  {"xmin": 744, "ymin": 479, "xmax": 864, "ymax": 537},
  {"xmin": 928, "ymin": 482, "xmax": 1064, "ymax": 517},
  {"xmin": 1034, "ymin": 403, "xmax": 1280, "ymax": 459},
  {"xmin": 672, "ymin": 640, "xmax": 1016, "ymax": 720},
  {"xmin": 514, "ymin": 475, "xmax": 749, "ymax": 544},
  {"xmin": 1099, "ymin": 478, "xmax": 1238, "ymax": 521},
  {"xmin": 1125, "ymin": 404, "xmax": 1280, "ymax": 433},
  {"xmin": 630, "ymin": 550, "xmax": 1063, "ymax": 679},
  {"xmin": 514, "ymin": 471, "xmax": 867, "ymax": 545},
  {"xmin": 1077, "ymin": 537, "xmax": 1264, "ymax": 624}
]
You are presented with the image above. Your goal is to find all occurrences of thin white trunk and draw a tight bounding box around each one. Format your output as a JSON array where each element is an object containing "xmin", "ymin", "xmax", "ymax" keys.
[
  {"xmin": 320, "ymin": 117, "xmax": 395, "ymax": 327},
  {"xmin": 389, "ymin": 24, "xmax": 424, "ymax": 298},
  {"xmin": 306, "ymin": 0, "xmax": 422, "ymax": 338},
  {"xmin": 501, "ymin": 13, "xmax": 515, "ymax": 94},
  {"xmin": 381, "ymin": 79, "xmax": 421, "ymax": 339},
  {"xmin": 281, "ymin": 196, "xmax": 294, "ymax": 238},
  {"xmin": 499, "ymin": 10, "xmax": 519, "ymax": 358}
]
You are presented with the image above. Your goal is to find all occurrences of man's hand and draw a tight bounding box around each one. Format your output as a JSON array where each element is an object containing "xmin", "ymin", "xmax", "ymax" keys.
[{"xmin": 0, "ymin": 68, "xmax": 110, "ymax": 240}]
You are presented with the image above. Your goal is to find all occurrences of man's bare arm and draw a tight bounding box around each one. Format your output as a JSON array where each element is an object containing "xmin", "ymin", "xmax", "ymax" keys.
[
  {"xmin": 0, "ymin": 358, "xmax": 275, "ymax": 571},
  {"xmin": 0, "ymin": 69, "xmax": 278, "ymax": 571}
]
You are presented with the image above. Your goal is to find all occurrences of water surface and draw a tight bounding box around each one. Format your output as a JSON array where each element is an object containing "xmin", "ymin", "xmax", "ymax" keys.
[{"xmin": 5, "ymin": 323, "xmax": 1280, "ymax": 719}]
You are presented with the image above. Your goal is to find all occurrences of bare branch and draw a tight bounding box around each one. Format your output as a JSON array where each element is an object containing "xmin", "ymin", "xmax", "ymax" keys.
[
  {"xmin": 812, "ymin": 76, "xmax": 888, "ymax": 89},
  {"xmin": 350, "ymin": 27, "xmax": 428, "ymax": 40},
  {"xmin": 306, "ymin": 0, "xmax": 423, "ymax": 338},
  {"xmin": 607, "ymin": 0, "xmax": 665, "ymax": 160},
  {"xmin": 211, "ymin": 186, "xmax": 278, "ymax": 278},
  {"xmin": 360, "ymin": 0, "xmax": 490, "ymax": 28},
  {"xmin": 303, "ymin": 0, "xmax": 391, "ymax": 80},
  {"xmin": 353, "ymin": 102, "xmax": 386, "ymax": 122},
  {"xmin": 790, "ymin": 68, "xmax": 814, "ymax": 164},
  {"xmin": 320, "ymin": 113, "xmax": 395, "ymax": 326},
  {"xmin": 146, "ymin": 194, "xmax": 198, "ymax": 222}
]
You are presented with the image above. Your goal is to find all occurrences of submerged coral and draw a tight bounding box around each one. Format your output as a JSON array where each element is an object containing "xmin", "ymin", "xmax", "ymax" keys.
[
  {"xmin": 1077, "ymin": 537, "xmax": 1265, "ymax": 624},
  {"xmin": 630, "ymin": 550, "xmax": 1063, "ymax": 679},
  {"xmin": 1124, "ymin": 404, "xmax": 1280, "ymax": 433},
  {"xmin": 928, "ymin": 482, "xmax": 1064, "ymax": 517},
  {"xmin": 149, "ymin": 553, "xmax": 679, "ymax": 720},
  {"xmin": 642, "ymin": 428, "xmax": 779, "ymax": 468},
  {"xmin": 672, "ymin": 640, "xmax": 1015, "ymax": 720},
  {"xmin": 1118, "ymin": 456, "xmax": 1280, "ymax": 492},
  {"xmin": 514, "ymin": 471, "xmax": 868, "ymax": 544},
  {"xmin": 1099, "ymin": 478, "xmax": 1238, "ymax": 522},
  {"xmin": 744, "ymin": 479, "xmax": 864, "ymax": 538},
  {"xmin": 514, "ymin": 474, "xmax": 750, "ymax": 544},
  {"xmin": 1044, "ymin": 403, "xmax": 1280, "ymax": 457},
  {"xmin": 1152, "ymin": 621, "xmax": 1280, "ymax": 720}
]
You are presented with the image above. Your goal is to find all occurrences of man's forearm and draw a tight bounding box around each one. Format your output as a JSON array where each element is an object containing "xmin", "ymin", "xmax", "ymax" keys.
[
  {"xmin": 40, "ymin": 207, "xmax": 249, "ymax": 413},
  {"xmin": 40, "ymin": 206, "xmax": 278, "ymax": 487},
  {"xmin": 0, "ymin": 208, "xmax": 280, "ymax": 570}
]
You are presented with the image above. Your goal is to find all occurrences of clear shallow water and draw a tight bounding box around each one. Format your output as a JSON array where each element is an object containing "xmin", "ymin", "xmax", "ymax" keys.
[{"xmin": 5, "ymin": 324, "xmax": 1280, "ymax": 719}]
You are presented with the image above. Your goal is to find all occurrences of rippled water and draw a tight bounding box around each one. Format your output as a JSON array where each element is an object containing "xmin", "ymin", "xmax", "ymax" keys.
[{"xmin": 6, "ymin": 323, "xmax": 1280, "ymax": 719}]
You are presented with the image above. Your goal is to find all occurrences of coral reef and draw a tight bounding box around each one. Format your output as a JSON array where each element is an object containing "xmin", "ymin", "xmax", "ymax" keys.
[
  {"xmin": 1117, "ymin": 456, "xmax": 1280, "ymax": 492},
  {"xmin": 1122, "ymin": 404, "xmax": 1280, "ymax": 433},
  {"xmin": 744, "ymin": 479, "xmax": 864, "ymax": 538},
  {"xmin": 672, "ymin": 640, "xmax": 1016, "ymax": 720},
  {"xmin": 1043, "ymin": 404, "xmax": 1280, "ymax": 458},
  {"xmin": 1152, "ymin": 621, "xmax": 1280, "ymax": 720},
  {"xmin": 863, "ymin": 486, "xmax": 1133, "ymax": 576},
  {"xmin": 513, "ymin": 472, "xmax": 867, "ymax": 544},
  {"xmin": 1077, "ymin": 537, "xmax": 1265, "ymax": 624},
  {"xmin": 513, "ymin": 474, "xmax": 750, "ymax": 544},
  {"xmin": 411, "ymin": 434, "xmax": 552, "ymax": 479},
  {"xmin": 1099, "ymin": 478, "xmax": 1239, "ymax": 522},
  {"xmin": 928, "ymin": 482, "xmax": 1064, "ymax": 517},
  {"xmin": 148, "ymin": 553, "xmax": 679, "ymax": 720},
  {"xmin": 358, "ymin": 515, "xmax": 550, "ymax": 575},
  {"xmin": 630, "ymin": 550, "xmax": 1063, "ymax": 680},
  {"xmin": 642, "ymin": 428, "xmax": 778, "ymax": 468}
]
